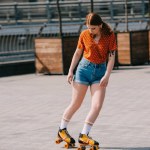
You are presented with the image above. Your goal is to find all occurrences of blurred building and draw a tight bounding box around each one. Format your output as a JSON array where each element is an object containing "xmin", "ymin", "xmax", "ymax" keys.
[
  {"xmin": 0, "ymin": 0, "xmax": 65, "ymax": 2},
  {"xmin": 0, "ymin": 0, "xmax": 44, "ymax": 2},
  {"xmin": 0, "ymin": 0, "xmax": 149, "ymax": 75}
]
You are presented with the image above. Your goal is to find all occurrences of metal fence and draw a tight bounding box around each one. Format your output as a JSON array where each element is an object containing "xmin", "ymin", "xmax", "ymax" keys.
[
  {"xmin": 0, "ymin": 0, "xmax": 149, "ymax": 25},
  {"xmin": 0, "ymin": 23, "xmax": 82, "ymax": 64},
  {"xmin": 1, "ymin": 21, "xmax": 149, "ymax": 64},
  {"xmin": 0, "ymin": 0, "xmax": 149, "ymax": 64}
]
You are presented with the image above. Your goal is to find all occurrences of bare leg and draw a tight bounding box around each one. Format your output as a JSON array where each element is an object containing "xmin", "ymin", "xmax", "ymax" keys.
[
  {"xmin": 62, "ymin": 82, "xmax": 88, "ymax": 121},
  {"xmin": 85, "ymin": 84, "xmax": 106, "ymax": 124}
]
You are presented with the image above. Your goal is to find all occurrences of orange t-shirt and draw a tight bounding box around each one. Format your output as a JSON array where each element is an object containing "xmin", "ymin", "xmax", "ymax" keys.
[{"xmin": 77, "ymin": 29, "xmax": 117, "ymax": 64}]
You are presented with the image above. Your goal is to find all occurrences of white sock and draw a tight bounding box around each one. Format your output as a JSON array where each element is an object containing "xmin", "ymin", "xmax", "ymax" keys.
[
  {"xmin": 81, "ymin": 123, "xmax": 92, "ymax": 135},
  {"xmin": 60, "ymin": 119, "xmax": 69, "ymax": 129}
]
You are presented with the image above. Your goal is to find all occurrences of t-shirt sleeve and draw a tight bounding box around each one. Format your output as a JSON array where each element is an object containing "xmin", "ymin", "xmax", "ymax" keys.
[
  {"xmin": 109, "ymin": 32, "xmax": 117, "ymax": 51},
  {"xmin": 77, "ymin": 32, "xmax": 85, "ymax": 50}
]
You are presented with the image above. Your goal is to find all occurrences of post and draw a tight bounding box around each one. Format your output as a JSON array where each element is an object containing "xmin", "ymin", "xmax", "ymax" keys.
[
  {"xmin": 56, "ymin": 0, "xmax": 62, "ymax": 37},
  {"xmin": 14, "ymin": 2, "xmax": 18, "ymax": 25},
  {"xmin": 141, "ymin": 0, "xmax": 145, "ymax": 17},
  {"xmin": 56, "ymin": 0, "xmax": 64, "ymax": 74},
  {"xmin": 46, "ymin": 0, "xmax": 50, "ymax": 23},
  {"xmin": 110, "ymin": 1, "xmax": 114, "ymax": 20},
  {"xmin": 125, "ymin": 0, "xmax": 128, "ymax": 32},
  {"xmin": 78, "ymin": 2, "xmax": 82, "ymax": 22},
  {"xmin": 90, "ymin": 0, "xmax": 93, "ymax": 12}
]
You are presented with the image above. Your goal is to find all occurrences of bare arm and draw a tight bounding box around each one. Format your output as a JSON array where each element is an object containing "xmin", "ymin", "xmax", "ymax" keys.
[
  {"xmin": 67, "ymin": 48, "xmax": 83, "ymax": 84},
  {"xmin": 105, "ymin": 51, "xmax": 115, "ymax": 78},
  {"xmin": 99, "ymin": 51, "xmax": 115, "ymax": 87}
]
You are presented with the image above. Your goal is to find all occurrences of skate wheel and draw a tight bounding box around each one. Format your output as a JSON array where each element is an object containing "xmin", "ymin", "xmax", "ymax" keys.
[
  {"xmin": 89, "ymin": 145, "xmax": 99, "ymax": 150},
  {"xmin": 64, "ymin": 143, "xmax": 69, "ymax": 149},
  {"xmin": 64, "ymin": 143, "xmax": 75, "ymax": 149},
  {"xmin": 95, "ymin": 145, "xmax": 99, "ymax": 149},
  {"xmin": 77, "ymin": 146, "xmax": 86, "ymax": 150},
  {"xmin": 55, "ymin": 138, "xmax": 62, "ymax": 144},
  {"xmin": 90, "ymin": 146, "xmax": 98, "ymax": 150},
  {"xmin": 77, "ymin": 148, "xmax": 85, "ymax": 150},
  {"xmin": 71, "ymin": 143, "xmax": 75, "ymax": 147}
]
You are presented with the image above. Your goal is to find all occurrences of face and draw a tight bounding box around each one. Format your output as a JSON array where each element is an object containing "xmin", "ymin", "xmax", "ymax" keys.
[{"xmin": 86, "ymin": 24, "xmax": 101, "ymax": 35}]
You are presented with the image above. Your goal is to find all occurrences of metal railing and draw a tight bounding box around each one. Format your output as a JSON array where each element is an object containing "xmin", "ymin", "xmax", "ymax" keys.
[
  {"xmin": 0, "ymin": 0, "xmax": 149, "ymax": 64},
  {"xmin": 0, "ymin": 23, "xmax": 82, "ymax": 64},
  {"xmin": 0, "ymin": 35, "xmax": 35, "ymax": 64},
  {"xmin": 0, "ymin": 0, "xmax": 149, "ymax": 25}
]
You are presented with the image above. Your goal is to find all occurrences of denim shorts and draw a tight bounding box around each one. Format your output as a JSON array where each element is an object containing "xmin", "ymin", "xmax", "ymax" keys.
[{"xmin": 74, "ymin": 57, "xmax": 106, "ymax": 85}]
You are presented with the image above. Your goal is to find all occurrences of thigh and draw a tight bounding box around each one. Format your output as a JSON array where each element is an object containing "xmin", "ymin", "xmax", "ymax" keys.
[
  {"xmin": 70, "ymin": 82, "xmax": 88, "ymax": 105},
  {"xmin": 90, "ymin": 83, "xmax": 106, "ymax": 107}
]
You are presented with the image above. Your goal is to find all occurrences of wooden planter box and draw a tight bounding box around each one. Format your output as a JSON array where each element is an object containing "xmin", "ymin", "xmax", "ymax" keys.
[
  {"xmin": 117, "ymin": 30, "xmax": 149, "ymax": 65},
  {"xmin": 62, "ymin": 36, "xmax": 78, "ymax": 74},
  {"xmin": 35, "ymin": 38, "xmax": 63, "ymax": 74},
  {"xmin": 34, "ymin": 36, "xmax": 79, "ymax": 74}
]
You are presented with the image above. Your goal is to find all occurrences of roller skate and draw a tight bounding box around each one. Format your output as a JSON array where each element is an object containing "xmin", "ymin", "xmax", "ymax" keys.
[
  {"xmin": 55, "ymin": 128, "xmax": 76, "ymax": 149},
  {"xmin": 77, "ymin": 133, "xmax": 99, "ymax": 150}
]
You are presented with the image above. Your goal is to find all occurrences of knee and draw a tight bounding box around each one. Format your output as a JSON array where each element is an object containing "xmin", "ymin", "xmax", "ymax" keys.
[{"xmin": 69, "ymin": 102, "xmax": 81, "ymax": 111}]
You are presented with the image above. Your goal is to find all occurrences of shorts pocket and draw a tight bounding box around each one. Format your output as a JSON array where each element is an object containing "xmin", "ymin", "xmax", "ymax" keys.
[
  {"xmin": 95, "ymin": 64, "xmax": 106, "ymax": 78},
  {"xmin": 79, "ymin": 60, "xmax": 90, "ymax": 68}
]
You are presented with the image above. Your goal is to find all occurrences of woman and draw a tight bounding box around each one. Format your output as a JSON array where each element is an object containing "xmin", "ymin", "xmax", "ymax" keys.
[{"xmin": 55, "ymin": 12, "xmax": 117, "ymax": 149}]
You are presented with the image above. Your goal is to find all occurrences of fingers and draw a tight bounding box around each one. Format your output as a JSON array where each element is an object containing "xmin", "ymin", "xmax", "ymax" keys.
[
  {"xmin": 67, "ymin": 76, "xmax": 73, "ymax": 84},
  {"xmin": 99, "ymin": 80, "xmax": 108, "ymax": 87},
  {"xmin": 99, "ymin": 83, "xmax": 107, "ymax": 88}
]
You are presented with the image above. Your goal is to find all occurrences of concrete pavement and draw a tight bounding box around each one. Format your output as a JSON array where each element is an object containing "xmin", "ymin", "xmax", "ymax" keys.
[{"xmin": 0, "ymin": 65, "xmax": 150, "ymax": 150}]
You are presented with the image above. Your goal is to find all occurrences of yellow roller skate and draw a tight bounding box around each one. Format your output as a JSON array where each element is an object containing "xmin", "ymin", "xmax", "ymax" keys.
[
  {"xmin": 77, "ymin": 133, "xmax": 99, "ymax": 150},
  {"xmin": 55, "ymin": 128, "xmax": 76, "ymax": 149}
]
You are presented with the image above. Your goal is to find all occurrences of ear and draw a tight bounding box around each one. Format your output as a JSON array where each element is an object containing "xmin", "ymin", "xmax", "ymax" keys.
[{"xmin": 100, "ymin": 24, "xmax": 103, "ymax": 29}]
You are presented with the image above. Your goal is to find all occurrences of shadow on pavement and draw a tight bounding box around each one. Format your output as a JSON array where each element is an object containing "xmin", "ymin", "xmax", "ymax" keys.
[
  {"xmin": 117, "ymin": 67, "xmax": 148, "ymax": 70},
  {"xmin": 102, "ymin": 147, "xmax": 150, "ymax": 150}
]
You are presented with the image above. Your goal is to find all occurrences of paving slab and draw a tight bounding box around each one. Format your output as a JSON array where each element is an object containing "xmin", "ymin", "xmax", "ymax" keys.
[{"xmin": 0, "ymin": 65, "xmax": 150, "ymax": 150}]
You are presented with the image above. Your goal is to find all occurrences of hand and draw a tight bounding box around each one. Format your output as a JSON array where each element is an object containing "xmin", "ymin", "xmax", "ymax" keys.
[
  {"xmin": 67, "ymin": 71, "xmax": 74, "ymax": 84},
  {"xmin": 99, "ymin": 75, "xmax": 109, "ymax": 88}
]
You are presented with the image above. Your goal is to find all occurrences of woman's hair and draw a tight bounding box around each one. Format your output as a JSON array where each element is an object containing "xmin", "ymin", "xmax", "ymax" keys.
[{"xmin": 85, "ymin": 12, "xmax": 112, "ymax": 35}]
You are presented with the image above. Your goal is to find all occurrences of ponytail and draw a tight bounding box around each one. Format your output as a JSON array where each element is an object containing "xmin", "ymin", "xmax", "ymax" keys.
[{"xmin": 101, "ymin": 21, "xmax": 113, "ymax": 35}]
